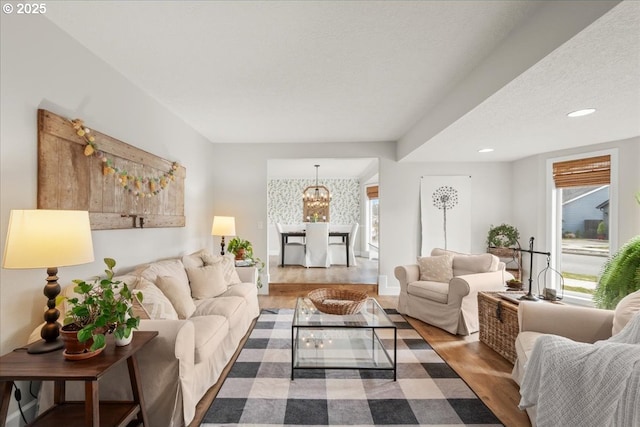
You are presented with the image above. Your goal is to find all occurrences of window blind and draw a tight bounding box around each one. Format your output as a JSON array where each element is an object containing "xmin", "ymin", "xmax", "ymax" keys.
[
  {"xmin": 552, "ymin": 155, "xmax": 610, "ymax": 188},
  {"xmin": 366, "ymin": 185, "xmax": 378, "ymax": 199}
]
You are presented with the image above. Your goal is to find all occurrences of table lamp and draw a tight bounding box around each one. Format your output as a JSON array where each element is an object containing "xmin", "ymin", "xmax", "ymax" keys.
[
  {"xmin": 211, "ymin": 216, "xmax": 236, "ymax": 255},
  {"xmin": 2, "ymin": 210, "xmax": 95, "ymax": 354}
]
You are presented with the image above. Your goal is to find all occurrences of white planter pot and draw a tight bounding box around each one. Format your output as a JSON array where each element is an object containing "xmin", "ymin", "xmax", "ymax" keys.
[{"xmin": 115, "ymin": 331, "xmax": 133, "ymax": 347}]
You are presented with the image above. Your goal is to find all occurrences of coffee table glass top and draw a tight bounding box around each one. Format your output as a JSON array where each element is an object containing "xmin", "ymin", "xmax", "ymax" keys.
[
  {"xmin": 291, "ymin": 297, "xmax": 397, "ymax": 379},
  {"xmin": 293, "ymin": 297, "xmax": 395, "ymax": 328}
]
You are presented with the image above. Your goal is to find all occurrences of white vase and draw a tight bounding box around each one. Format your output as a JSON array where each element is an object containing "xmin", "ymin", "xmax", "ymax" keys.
[
  {"xmin": 115, "ymin": 311, "xmax": 133, "ymax": 346},
  {"xmin": 115, "ymin": 331, "xmax": 133, "ymax": 346}
]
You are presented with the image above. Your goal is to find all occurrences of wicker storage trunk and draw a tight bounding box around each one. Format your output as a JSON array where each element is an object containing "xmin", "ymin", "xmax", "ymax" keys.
[{"xmin": 477, "ymin": 291, "xmax": 524, "ymax": 363}]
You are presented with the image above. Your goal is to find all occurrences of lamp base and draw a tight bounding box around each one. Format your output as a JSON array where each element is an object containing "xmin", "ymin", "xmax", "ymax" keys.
[
  {"xmin": 27, "ymin": 338, "xmax": 64, "ymax": 354},
  {"xmin": 520, "ymin": 293, "xmax": 540, "ymax": 302}
]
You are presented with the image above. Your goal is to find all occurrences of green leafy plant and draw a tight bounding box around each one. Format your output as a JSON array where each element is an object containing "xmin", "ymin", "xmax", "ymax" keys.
[
  {"xmin": 61, "ymin": 258, "xmax": 142, "ymax": 351},
  {"xmin": 597, "ymin": 221, "xmax": 607, "ymax": 236},
  {"xmin": 227, "ymin": 237, "xmax": 265, "ymax": 289},
  {"xmin": 486, "ymin": 224, "xmax": 520, "ymax": 248},
  {"xmin": 593, "ymin": 235, "xmax": 640, "ymax": 309},
  {"xmin": 227, "ymin": 237, "xmax": 253, "ymax": 258}
]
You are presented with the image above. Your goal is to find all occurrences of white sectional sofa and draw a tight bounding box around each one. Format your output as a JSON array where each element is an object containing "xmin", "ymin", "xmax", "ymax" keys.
[{"xmin": 33, "ymin": 250, "xmax": 260, "ymax": 427}]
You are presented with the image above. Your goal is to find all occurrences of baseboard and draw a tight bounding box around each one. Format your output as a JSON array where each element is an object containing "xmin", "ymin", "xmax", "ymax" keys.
[{"xmin": 5, "ymin": 398, "xmax": 38, "ymax": 427}]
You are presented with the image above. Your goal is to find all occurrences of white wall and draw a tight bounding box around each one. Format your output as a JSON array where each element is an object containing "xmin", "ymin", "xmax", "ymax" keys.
[
  {"xmin": 380, "ymin": 160, "xmax": 513, "ymax": 289},
  {"xmin": 0, "ymin": 17, "xmax": 219, "ymax": 353}
]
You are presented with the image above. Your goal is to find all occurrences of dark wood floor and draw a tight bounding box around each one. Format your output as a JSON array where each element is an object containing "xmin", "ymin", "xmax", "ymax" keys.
[{"xmin": 188, "ymin": 292, "xmax": 530, "ymax": 427}]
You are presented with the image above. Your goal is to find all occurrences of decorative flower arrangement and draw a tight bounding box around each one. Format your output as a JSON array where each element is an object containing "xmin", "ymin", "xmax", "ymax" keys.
[{"xmin": 71, "ymin": 118, "xmax": 179, "ymax": 198}]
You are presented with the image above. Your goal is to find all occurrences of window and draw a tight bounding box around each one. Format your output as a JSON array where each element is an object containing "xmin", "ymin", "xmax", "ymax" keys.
[
  {"xmin": 366, "ymin": 185, "xmax": 379, "ymax": 259},
  {"xmin": 549, "ymin": 153, "xmax": 616, "ymax": 304}
]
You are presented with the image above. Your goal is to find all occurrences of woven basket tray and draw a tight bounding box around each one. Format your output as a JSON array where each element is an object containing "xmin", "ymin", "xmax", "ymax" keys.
[{"xmin": 307, "ymin": 288, "xmax": 368, "ymax": 315}]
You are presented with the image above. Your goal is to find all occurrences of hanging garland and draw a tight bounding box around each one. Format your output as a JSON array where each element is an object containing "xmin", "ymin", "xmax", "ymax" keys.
[{"xmin": 71, "ymin": 118, "xmax": 179, "ymax": 198}]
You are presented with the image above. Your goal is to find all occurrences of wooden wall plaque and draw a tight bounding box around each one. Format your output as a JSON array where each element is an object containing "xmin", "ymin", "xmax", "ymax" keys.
[{"xmin": 37, "ymin": 109, "xmax": 186, "ymax": 230}]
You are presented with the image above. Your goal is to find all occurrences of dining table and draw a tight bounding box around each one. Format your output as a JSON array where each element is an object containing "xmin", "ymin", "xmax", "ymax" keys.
[{"xmin": 281, "ymin": 230, "xmax": 350, "ymax": 267}]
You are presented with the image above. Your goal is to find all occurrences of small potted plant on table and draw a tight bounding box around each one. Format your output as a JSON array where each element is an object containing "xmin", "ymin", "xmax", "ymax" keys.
[
  {"xmin": 227, "ymin": 237, "xmax": 252, "ymax": 261},
  {"xmin": 59, "ymin": 258, "xmax": 142, "ymax": 359},
  {"xmin": 226, "ymin": 237, "xmax": 265, "ymax": 289}
]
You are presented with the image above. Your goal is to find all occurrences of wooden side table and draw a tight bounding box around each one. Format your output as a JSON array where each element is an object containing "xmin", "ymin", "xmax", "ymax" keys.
[{"xmin": 0, "ymin": 330, "xmax": 157, "ymax": 427}]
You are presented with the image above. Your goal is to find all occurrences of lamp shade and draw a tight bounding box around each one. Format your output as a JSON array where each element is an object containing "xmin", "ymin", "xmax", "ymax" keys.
[
  {"xmin": 211, "ymin": 216, "xmax": 236, "ymax": 237},
  {"xmin": 3, "ymin": 209, "xmax": 94, "ymax": 269}
]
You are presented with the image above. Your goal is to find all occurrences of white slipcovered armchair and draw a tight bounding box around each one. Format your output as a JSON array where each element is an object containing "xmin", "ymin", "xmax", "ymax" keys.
[
  {"xmin": 395, "ymin": 248, "xmax": 507, "ymax": 335},
  {"xmin": 513, "ymin": 290, "xmax": 640, "ymax": 427}
]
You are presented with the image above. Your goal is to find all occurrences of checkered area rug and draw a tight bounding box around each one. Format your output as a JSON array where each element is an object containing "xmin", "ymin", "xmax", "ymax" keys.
[{"xmin": 201, "ymin": 308, "xmax": 502, "ymax": 426}]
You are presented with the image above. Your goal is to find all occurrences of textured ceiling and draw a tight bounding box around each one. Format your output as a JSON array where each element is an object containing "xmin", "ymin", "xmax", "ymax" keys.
[{"xmin": 44, "ymin": 1, "xmax": 639, "ymax": 168}]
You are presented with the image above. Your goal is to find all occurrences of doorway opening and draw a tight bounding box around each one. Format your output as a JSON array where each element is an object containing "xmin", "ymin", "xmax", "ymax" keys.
[{"xmin": 266, "ymin": 157, "xmax": 379, "ymax": 290}]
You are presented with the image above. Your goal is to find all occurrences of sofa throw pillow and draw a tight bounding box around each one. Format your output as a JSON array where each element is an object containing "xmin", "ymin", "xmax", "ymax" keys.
[
  {"xmin": 135, "ymin": 278, "xmax": 179, "ymax": 320},
  {"xmin": 417, "ymin": 254, "xmax": 454, "ymax": 282},
  {"xmin": 612, "ymin": 289, "xmax": 640, "ymax": 335},
  {"xmin": 201, "ymin": 253, "xmax": 241, "ymax": 285},
  {"xmin": 136, "ymin": 258, "xmax": 190, "ymax": 289},
  {"xmin": 182, "ymin": 250, "xmax": 207, "ymax": 269},
  {"xmin": 186, "ymin": 264, "xmax": 228, "ymax": 299},
  {"xmin": 155, "ymin": 275, "xmax": 196, "ymax": 319}
]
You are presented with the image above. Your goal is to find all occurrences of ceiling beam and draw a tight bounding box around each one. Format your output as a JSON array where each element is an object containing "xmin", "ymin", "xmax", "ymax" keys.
[{"xmin": 396, "ymin": 0, "xmax": 621, "ymax": 162}]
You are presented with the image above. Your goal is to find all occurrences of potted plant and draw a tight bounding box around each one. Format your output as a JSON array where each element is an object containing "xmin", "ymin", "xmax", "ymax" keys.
[
  {"xmin": 486, "ymin": 223, "xmax": 520, "ymax": 248},
  {"xmin": 60, "ymin": 258, "xmax": 142, "ymax": 356},
  {"xmin": 593, "ymin": 235, "xmax": 640, "ymax": 310},
  {"xmin": 227, "ymin": 237, "xmax": 265, "ymax": 289},
  {"xmin": 227, "ymin": 237, "xmax": 252, "ymax": 260},
  {"xmin": 506, "ymin": 278, "xmax": 523, "ymax": 290}
]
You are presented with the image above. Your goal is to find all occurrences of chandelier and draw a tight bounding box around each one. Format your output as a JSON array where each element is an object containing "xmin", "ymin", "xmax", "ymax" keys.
[{"xmin": 303, "ymin": 165, "xmax": 331, "ymax": 210}]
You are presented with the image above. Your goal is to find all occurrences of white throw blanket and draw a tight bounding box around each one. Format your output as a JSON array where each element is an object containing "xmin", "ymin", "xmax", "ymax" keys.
[{"xmin": 519, "ymin": 312, "xmax": 640, "ymax": 427}]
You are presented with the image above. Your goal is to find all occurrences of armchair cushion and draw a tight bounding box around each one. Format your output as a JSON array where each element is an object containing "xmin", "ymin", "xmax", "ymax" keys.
[
  {"xmin": 407, "ymin": 280, "xmax": 449, "ymax": 304},
  {"xmin": 613, "ymin": 289, "xmax": 640, "ymax": 335},
  {"xmin": 417, "ymin": 254, "xmax": 454, "ymax": 282}
]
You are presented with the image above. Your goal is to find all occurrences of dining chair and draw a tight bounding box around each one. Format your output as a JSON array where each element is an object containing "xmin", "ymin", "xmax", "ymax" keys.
[
  {"xmin": 304, "ymin": 223, "xmax": 330, "ymax": 268},
  {"xmin": 275, "ymin": 223, "xmax": 306, "ymax": 266},
  {"xmin": 329, "ymin": 223, "xmax": 358, "ymax": 266}
]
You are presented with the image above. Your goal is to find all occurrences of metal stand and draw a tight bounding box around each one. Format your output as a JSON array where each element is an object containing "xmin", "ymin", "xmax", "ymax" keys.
[{"xmin": 515, "ymin": 237, "xmax": 551, "ymax": 301}]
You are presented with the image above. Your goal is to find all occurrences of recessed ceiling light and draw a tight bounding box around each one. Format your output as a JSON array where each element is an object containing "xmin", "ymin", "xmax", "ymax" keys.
[
  {"xmin": 567, "ymin": 108, "xmax": 596, "ymax": 117},
  {"xmin": 478, "ymin": 148, "xmax": 494, "ymax": 153}
]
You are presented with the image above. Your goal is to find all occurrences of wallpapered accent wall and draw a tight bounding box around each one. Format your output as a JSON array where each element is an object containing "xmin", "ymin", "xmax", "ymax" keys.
[{"xmin": 268, "ymin": 178, "xmax": 360, "ymax": 225}]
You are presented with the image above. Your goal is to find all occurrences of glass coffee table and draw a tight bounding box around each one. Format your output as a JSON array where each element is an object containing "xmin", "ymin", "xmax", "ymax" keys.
[{"xmin": 291, "ymin": 297, "xmax": 397, "ymax": 380}]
